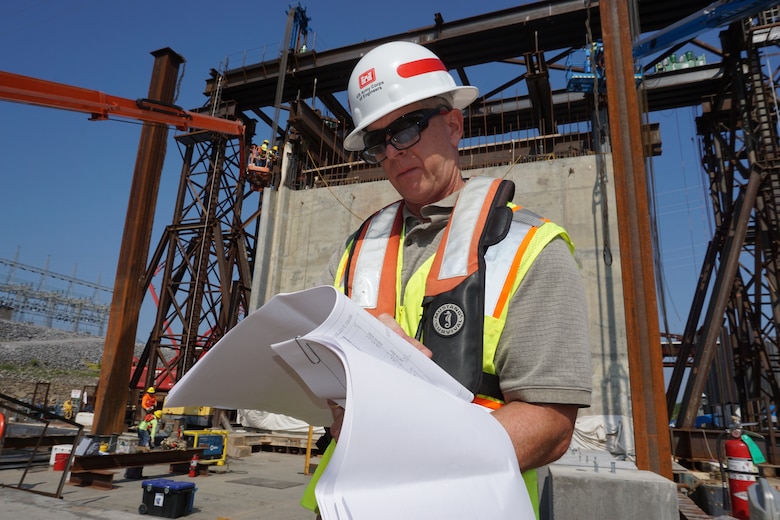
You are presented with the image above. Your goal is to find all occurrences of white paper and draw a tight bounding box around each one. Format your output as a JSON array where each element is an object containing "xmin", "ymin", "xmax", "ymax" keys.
[
  {"xmin": 166, "ymin": 285, "xmax": 471, "ymax": 425},
  {"xmin": 166, "ymin": 285, "xmax": 533, "ymax": 519}
]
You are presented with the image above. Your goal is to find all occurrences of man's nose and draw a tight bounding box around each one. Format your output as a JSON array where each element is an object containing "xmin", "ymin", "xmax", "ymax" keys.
[{"xmin": 384, "ymin": 142, "xmax": 405, "ymax": 160}]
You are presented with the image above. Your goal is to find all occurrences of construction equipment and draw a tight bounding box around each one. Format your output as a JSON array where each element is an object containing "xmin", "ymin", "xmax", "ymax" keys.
[
  {"xmin": 566, "ymin": 41, "xmax": 643, "ymax": 93},
  {"xmin": 0, "ymin": 70, "xmax": 244, "ymax": 138}
]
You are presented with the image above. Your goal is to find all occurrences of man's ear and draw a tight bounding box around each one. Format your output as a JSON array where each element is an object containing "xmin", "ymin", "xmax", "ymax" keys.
[{"xmin": 444, "ymin": 109, "xmax": 465, "ymax": 147}]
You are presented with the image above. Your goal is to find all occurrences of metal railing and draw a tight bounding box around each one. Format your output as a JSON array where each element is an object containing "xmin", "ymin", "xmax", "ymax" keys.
[{"xmin": 0, "ymin": 392, "xmax": 84, "ymax": 498}]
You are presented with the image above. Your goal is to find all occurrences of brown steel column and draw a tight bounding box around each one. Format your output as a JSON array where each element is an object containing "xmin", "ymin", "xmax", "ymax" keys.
[
  {"xmin": 599, "ymin": 1, "xmax": 672, "ymax": 478},
  {"xmin": 92, "ymin": 48, "xmax": 184, "ymax": 435}
]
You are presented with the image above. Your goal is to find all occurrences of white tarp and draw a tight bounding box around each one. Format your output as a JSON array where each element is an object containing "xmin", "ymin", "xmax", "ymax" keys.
[
  {"xmin": 238, "ymin": 409, "xmax": 325, "ymax": 435},
  {"xmin": 570, "ymin": 415, "xmax": 635, "ymax": 461}
]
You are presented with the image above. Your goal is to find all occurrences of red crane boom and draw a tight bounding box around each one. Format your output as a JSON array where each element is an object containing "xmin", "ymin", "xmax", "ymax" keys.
[{"xmin": 0, "ymin": 70, "xmax": 244, "ymax": 136}]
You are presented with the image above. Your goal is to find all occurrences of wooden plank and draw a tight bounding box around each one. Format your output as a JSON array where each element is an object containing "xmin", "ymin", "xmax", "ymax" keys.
[{"xmin": 678, "ymin": 491, "xmax": 713, "ymax": 519}]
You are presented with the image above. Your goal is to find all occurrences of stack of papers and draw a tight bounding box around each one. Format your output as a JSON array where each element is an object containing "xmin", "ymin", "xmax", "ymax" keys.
[{"xmin": 166, "ymin": 285, "xmax": 533, "ymax": 519}]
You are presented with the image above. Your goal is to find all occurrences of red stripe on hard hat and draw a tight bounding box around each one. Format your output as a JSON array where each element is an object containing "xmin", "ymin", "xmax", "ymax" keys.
[{"xmin": 397, "ymin": 58, "xmax": 446, "ymax": 78}]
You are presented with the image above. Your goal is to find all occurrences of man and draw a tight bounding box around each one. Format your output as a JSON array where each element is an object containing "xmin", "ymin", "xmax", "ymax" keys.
[
  {"xmin": 260, "ymin": 139, "xmax": 269, "ymax": 166},
  {"xmin": 137, "ymin": 412, "xmax": 153, "ymax": 449},
  {"xmin": 149, "ymin": 410, "xmax": 163, "ymax": 448},
  {"xmin": 141, "ymin": 387, "xmax": 156, "ymax": 413},
  {"xmin": 305, "ymin": 41, "xmax": 592, "ymax": 515}
]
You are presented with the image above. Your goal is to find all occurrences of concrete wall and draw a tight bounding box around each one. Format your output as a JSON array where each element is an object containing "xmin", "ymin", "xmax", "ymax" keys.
[{"xmin": 252, "ymin": 154, "xmax": 631, "ymax": 426}]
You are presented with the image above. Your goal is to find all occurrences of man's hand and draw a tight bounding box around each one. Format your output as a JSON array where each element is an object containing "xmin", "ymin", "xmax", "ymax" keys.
[
  {"xmin": 328, "ymin": 313, "xmax": 433, "ymax": 442},
  {"xmin": 327, "ymin": 400, "xmax": 345, "ymax": 441},
  {"xmin": 376, "ymin": 312, "xmax": 433, "ymax": 358}
]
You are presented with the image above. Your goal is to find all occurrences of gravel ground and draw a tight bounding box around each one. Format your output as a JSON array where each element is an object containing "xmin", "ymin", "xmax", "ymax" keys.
[{"xmin": 0, "ymin": 319, "xmax": 143, "ymax": 404}]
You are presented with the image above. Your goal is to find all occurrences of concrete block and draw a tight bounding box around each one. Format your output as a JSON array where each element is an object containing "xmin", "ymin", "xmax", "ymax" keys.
[
  {"xmin": 227, "ymin": 433, "xmax": 247, "ymax": 447},
  {"xmin": 544, "ymin": 463, "xmax": 677, "ymax": 520},
  {"xmin": 227, "ymin": 445, "xmax": 252, "ymax": 458}
]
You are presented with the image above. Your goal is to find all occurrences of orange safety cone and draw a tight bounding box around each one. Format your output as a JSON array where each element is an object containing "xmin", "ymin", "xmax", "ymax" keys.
[{"xmin": 189, "ymin": 453, "xmax": 199, "ymax": 477}]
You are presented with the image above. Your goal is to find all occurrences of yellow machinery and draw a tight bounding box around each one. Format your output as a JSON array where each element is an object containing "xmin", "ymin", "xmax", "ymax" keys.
[{"xmin": 181, "ymin": 429, "xmax": 228, "ymax": 465}]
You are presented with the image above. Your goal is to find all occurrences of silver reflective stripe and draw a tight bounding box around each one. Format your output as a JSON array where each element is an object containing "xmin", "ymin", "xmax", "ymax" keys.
[
  {"xmin": 484, "ymin": 220, "xmax": 532, "ymax": 316},
  {"xmin": 351, "ymin": 201, "xmax": 402, "ymax": 309},
  {"xmin": 439, "ymin": 177, "xmax": 495, "ymax": 280}
]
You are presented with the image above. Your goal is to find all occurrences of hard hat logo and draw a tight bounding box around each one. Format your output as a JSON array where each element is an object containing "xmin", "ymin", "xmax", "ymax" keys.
[{"xmin": 358, "ymin": 68, "xmax": 375, "ymax": 89}]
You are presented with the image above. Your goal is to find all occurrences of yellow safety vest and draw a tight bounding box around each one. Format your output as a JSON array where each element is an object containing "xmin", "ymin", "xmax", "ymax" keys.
[{"xmin": 302, "ymin": 177, "xmax": 574, "ymax": 518}]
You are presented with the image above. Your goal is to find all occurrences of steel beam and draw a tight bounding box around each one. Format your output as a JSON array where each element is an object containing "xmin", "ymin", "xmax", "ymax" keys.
[
  {"xmin": 600, "ymin": 0, "xmax": 672, "ymax": 478},
  {"xmin": 92, "ymin": 49, "xmax": 184, "ymax": 436}
]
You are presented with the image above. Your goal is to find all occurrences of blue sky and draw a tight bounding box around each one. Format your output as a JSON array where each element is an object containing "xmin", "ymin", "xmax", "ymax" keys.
[{"xmin": 0, "ymin": 1, "xmax": 713, "ymax": 339}]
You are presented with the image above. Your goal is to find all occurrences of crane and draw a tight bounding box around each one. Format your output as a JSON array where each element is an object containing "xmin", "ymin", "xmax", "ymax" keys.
[
  {"xmin": 0, "ymin": 69, "xmax": 244, "ymax": 140},
  {"xmin": 0, "ymin": 62, "xmax": 250, "ymax": 434},
  {"xmin": 567, "ymin": 0, "xmax": 777, "ymax": 93}
]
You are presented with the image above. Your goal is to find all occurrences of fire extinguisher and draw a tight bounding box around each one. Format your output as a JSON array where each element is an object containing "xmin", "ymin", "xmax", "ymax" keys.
[
  {"xmin": 189, "ymin": 453, "xmax": 199, "ymax": 478},
  {"xmin": 724, "ymin": 427, "xmax": 759, "ymax": 520}
]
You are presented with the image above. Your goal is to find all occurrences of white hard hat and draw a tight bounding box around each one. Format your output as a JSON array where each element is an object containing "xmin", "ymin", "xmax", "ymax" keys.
[{"xmin": 344, "ymin": 41, "xmax": 479, "ymax": 151}]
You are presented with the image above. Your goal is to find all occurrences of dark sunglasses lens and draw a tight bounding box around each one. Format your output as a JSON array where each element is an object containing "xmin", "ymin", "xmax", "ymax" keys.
[
  {"xmin": 363, "ymin": 129, "xmax": 386, "ymax": 149},
  {"xmin": 359, "ymin": 107, "xmax": 445, "ymax": 164},
  {"xmin": 360, "ymin": 145, "xmax": 384, "ymax": 164},
  {"xmin": 389, "ymin": 126, "xmax": 421, "ymax": 149}
]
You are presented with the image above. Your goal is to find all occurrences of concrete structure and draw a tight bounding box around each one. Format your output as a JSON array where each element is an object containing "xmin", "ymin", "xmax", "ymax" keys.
[
  {"xmin": 544, "ymin": 457, "xmax": 678, "ymax": 519},
  {"xmin": 253, "ymin": 153, "xmax": 630, "ymax": 427}
]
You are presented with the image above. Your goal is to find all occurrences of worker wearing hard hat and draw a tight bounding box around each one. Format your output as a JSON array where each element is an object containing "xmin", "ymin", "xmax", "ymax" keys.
[
  {"xmin": 304, "ymin": 41, "xmax": 592, "ymax": 516},
  {"xmin": 149, "ymin": 410, "xmax": 164, "ymax": 448},
  {"xmin": 141, "ymin": 387, "xmax": 156, "ymax": 413},
  {"xmin": 269, "ymin": 145, "xmax": 279, "ymax": 165}
]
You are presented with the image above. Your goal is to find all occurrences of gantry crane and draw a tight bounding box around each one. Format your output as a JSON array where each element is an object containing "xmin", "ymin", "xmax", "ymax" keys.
[{"xmin": 0, "ymin": 51, "xmax": 251, "ymax": 434}]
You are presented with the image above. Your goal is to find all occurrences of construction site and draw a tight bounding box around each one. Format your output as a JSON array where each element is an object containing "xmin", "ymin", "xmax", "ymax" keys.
[{"xmin": 3, "ymin": 0, "xmax": 780, "ymax": 518}]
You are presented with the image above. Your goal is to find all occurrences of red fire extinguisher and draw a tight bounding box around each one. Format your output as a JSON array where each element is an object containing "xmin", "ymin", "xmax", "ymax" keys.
[
  {"xmin": 725, "ymin": 429, "xmax": 759, "ymax": 520},
  {"xmin": 189, "ymin": 453, "xmax": 199, "ymax": 478}
]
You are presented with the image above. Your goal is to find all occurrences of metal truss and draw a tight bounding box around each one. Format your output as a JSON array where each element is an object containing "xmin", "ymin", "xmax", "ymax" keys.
[
  {"xmin": 130, "ymin": 117, "xmax": 259, "ymax": 392},
  {"xmin": 668, "ymin": 16, "xmax": 780, "ymax": 461}
]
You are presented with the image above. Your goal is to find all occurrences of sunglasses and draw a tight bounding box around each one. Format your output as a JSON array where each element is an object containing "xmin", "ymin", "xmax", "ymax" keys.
[{"xmin": 359, "ymin": 105, "xmax": 451, "ymax": 165}]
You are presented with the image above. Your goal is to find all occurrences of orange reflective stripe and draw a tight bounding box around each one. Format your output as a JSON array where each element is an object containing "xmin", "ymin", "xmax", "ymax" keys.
[
  {"xmin": 426, "ymin": 178, "xmax": 502, "ymax": 297},
  {"xmin": 425, "ymin": 222, "xmax": 455, "ymax": 295},
  {"xmin": 472, "ymin": 396, "xmax": 504, "ymax": 410},
  {"xmin": 372, "ymin": 209, "xmax": 404, "ymax": 317},
  {"xmin": 346, "ymin": 201, "xmax": 403, "ymax": 316},
  {"xmin": 493, "ymin": 226, "xmax": 537, "ymax": 319}
]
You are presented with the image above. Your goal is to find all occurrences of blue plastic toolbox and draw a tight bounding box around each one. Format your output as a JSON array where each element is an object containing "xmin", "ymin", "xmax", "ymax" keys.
[{"xmin": 139, "ymin": 478, "xmax": 197, "ymax": 518}]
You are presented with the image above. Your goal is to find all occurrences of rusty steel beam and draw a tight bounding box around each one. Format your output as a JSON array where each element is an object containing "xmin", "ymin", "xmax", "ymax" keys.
[
  {"xmin": 288, "ymin": 100, "xmax": 351, "ymax": 165},
  {"xmin": 600, "ymin": 0, "xmax": 672, "ymax": 479},
  {"xmin": 71, "ymin": 448, "xmax": 205, "ymax": 471},
  {"xmin": 92, "ymin": 49, "xmax": 184, "ymax": 436},
  {"xmin": 0, "ymin": 70, "xmax": 242, "ymax": 136}
]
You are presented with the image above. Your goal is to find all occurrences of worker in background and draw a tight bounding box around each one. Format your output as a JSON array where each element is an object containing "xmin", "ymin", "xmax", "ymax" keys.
[
  {"xmin": 137, "ymin": 412, "xmax": 153, "ymax": 449},
  {"xmin": 141, "ymin": 387, "xmax": 156, "ymax": 414},
  {"xmin": 249, "ymin": 144, "xmax": 260, "ymax": 166},
  {"xmin": 302, "ymin": 41, "xmax": 592, "ymax": 517},
  {"xmin": 269, "ymin": 145, "xmax": 279, "ymax": 167},
  {"xmin": 259, "ymin": 139, "xmax": 269, "ymax": 166},
  {"xmin": 149, "ymin": 410, "xmax": 163, "ymax": 448}
]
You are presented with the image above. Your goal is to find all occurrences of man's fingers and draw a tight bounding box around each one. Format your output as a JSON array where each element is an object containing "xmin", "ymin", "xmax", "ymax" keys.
[{"xmin": 377, "ymin": 313, "xmax": 433, "ymax": 358}]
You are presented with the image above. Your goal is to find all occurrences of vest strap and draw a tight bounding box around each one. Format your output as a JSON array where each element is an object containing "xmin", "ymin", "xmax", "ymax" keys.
[{"xmin": 421, "ymin": 178, "xmax": 515, "ymax": 393}]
